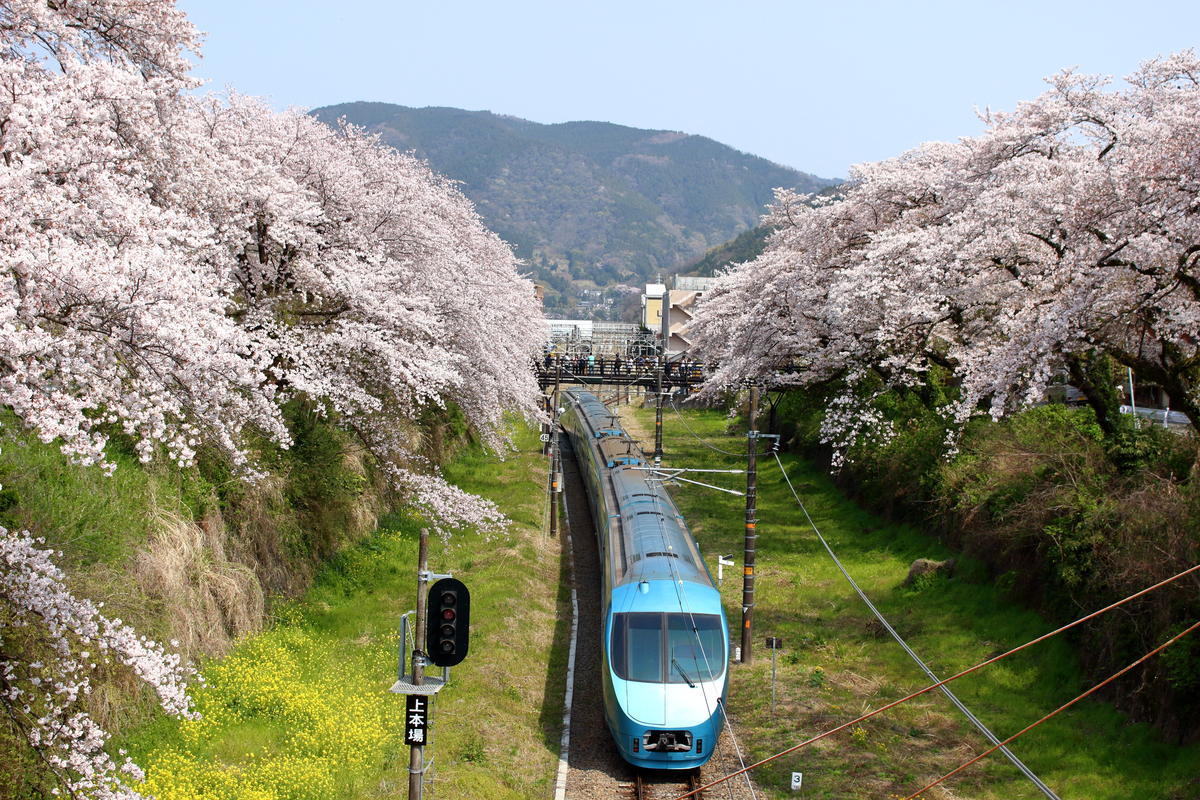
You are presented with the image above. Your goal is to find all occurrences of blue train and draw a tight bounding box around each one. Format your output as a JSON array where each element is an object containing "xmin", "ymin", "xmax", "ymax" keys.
[{"xmin": 560, "ymin": 388, "xmax": 729, "ymax": 769}]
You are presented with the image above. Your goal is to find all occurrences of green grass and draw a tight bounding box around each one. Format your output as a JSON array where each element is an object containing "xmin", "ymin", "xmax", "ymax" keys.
[
  {"xmin": 119, "ymin": 424, "xmax": 567, "ymax": 800},
  {"xmin": 0, "ymin": 416, "xmax": 189, "ymax": 568},
  {"xmin": 624, "ymin": 403, "xmax": 1200, "ymax": 800}
]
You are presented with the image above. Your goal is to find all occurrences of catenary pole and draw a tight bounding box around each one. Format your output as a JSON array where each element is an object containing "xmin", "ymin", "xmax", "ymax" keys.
[
  {"xmin": 740, "ymin": 383, "xmax": 760, "ymax": 663},
  {"xmin": 654, "ymin": 282, "xmax": 668, "ymax": 466}
]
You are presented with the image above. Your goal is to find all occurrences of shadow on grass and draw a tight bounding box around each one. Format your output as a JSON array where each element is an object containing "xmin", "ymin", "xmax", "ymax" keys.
[{"xmin": 537, "ymin": 492, "xmax": 574, "ymax": 755}]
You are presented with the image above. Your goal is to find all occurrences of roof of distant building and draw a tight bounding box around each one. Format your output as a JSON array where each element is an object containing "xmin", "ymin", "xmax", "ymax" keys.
[{"xmin": 674, "ymin": 275, "xmax": 719, "ymax": 292}]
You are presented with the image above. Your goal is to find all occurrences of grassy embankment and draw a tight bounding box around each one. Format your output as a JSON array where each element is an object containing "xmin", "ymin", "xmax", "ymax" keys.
[
  {"xmin": 621, "ymin": 403, "xmax": 1200, "ymax": 800},
  {"xmin": 0, "ymin": 414, "xmax": 566, "ymax": 800},
  {"xmin": 117, "ymin": 424, "xmax": 567, "ymax": 800}
]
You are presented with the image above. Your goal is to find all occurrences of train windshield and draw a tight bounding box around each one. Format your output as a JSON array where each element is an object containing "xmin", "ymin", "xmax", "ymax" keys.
[{"xmin": 611, "ymin": 612, "xmax": 725, "ymax": 684}]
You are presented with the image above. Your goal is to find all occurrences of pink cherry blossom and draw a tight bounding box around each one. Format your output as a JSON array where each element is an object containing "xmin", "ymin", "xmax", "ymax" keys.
[{"xmin": 693, "ymin": 51, "xmax": 1200, "ymax": 462}]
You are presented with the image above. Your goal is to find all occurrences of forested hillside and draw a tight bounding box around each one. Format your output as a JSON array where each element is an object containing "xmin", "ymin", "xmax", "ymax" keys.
[
  {"xmin": 311, "ymin": 102, "xmax": 836, "ymax": 315},
  {"xmin": 678, "ymin": 226, "xmax": 771, "ymax": 277}
]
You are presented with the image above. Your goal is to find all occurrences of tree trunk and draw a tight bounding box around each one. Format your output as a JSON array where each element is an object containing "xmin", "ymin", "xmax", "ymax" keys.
[{"xmin": 1065, "ymin": 351, "xmax": 1128, "ymax": 440}]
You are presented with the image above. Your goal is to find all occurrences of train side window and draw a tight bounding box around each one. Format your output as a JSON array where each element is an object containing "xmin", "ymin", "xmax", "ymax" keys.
[
  {"xmin": 625, "ymin": 613, "xmax": 664, "ymax": 683},
  {"xmin": 610, "ymin": 614, "xmax": 627, "ymax": 677}
]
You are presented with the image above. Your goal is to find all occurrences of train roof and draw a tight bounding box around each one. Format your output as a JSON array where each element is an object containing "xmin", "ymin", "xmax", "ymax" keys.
[
  {"xmin": 563, "ymin": 388, "xmax": 713, "ymax": 590},
  {"xmin": 610, "ymin": 467, "xmax": 710, "ymax": 588},
  {"xmin": 565, "ymin": 388, "xmax": 624, "ymax": 437}
]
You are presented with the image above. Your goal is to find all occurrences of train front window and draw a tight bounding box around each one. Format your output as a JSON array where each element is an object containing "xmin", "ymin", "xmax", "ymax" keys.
[
  {"xmin": 667, "ymin": 614, "xmax": 724, "ymax": 683},
  {"xmin": 611, "ymin": 612, "xmax": 724, "ymax": 683},
  {"xmin": 626, "ymin": 614, "xmax": 663, "ymax": 682}
]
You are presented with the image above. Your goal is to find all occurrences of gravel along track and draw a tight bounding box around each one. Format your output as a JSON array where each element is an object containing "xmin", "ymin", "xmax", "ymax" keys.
[{"xmin": 558, "ymin": 435, "xmax": 760, "ymax": 800}]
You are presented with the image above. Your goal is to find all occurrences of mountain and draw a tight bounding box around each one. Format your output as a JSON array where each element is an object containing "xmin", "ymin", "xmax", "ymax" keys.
[
  {"xmin": 676, "ymin": 225, "xmax": 772, "ymax": 278},
  {"xmin": 311, "ymin": 102, "xmax": 838, "ymax": 315}
]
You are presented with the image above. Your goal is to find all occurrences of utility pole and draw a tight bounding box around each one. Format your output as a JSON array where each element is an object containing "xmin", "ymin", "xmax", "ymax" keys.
[
  {"xmin": 554, "ymin": 353, "xmax": 562, "ymax": 407},
  {"xmin": 654, "ymin": 281, "xmax": 669, "ymax": 466},
  {"xmin": 408, "ymin": 529, "xmax": 430, "ymax": 800},
  {"xmin": 549, "ymin": 406, "xmax": 560, "ymax": 540},
  {"xmin": 654, "ymin": 351, "xmax": 664, "ymax": 466},
  {"xmin": 740, "ymin": 384, "xmax": 760, "ymax": 664}
]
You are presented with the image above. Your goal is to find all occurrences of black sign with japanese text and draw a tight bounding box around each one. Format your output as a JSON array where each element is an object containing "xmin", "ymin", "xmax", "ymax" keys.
[{"xmin": 404, "ymin": 694, "xmax": 428, "ymax": 746}]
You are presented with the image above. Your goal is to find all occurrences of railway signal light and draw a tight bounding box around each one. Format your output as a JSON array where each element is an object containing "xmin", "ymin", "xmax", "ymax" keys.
[{"xmin": 426, "ymin": 577, "xmax": 470, "ymax": 667}]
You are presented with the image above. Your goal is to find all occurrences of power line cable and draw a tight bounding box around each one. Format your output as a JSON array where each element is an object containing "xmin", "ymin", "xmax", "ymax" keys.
[
  {"xmin": 667, "ymin": 396, "xmax": 744, "ymax": 457},
  {"xmin": 769, "ymin": 450, "xmax": 1059, "ymax": 798},
  {"xmin": 673, "ymin": 555, "xmax": 1200, "ymax": 798},
  {"xmin": 903, "ymin": 618, "xmax": 1200, "ymax": 799},
  {"xmin": 650, "ymin": 479, "xmax": 757, "ymax": 800},
  {"xmin": 603, "ymin": 393, "xmax": 751, "ymax": 797}
]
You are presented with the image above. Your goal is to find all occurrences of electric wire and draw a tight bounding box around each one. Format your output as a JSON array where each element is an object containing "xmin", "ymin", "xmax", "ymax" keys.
[
  {"xmin": 769, "ymin": 450, "xmax": 1060, "ymax": 799},
  {"xmin": 649, "ymin": 474, "xmax": 756, "ymax": 800},
  {"xmin": 643, "ymin": 398, "xmax": 1200, "ymax": 799},
  {"xmin": 600, "ymin": 394, "xmax": 751, "ymax": 797},
  {"xmin": 715, "ymin": 701, "xmax": 754, "ymax": 800},
  {"xmin": 668, "ymin": 396, "xmax": 744, "ymax": 457},
  {"xmin": 903, "ymin": 618, "xmax": 1200, "ymax": 799},
  {"xmin": 673, "ymin": 559, "xmax": 1200, "ymax": 799},
  {"xmin": 621, "ymin": 398, "xmax": 754, "ymax": 798}
]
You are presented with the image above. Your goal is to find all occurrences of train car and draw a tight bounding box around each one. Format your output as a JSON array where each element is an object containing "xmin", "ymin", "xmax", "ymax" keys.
[{"xmin": 560, "ymin": 388, "xmax": 729, "ymax": 769}]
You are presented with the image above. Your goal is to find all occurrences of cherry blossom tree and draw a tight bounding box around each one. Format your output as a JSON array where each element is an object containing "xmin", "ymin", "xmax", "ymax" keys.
[
  {"xmin": 1, "ymin": 527, "xmax": 197, "ymax": 800},
  {"xmin": 175, "ymin": 94, "xmax": 543, "ymax": 520},
  {"xmin": 0, "ymin": 0, "xmax": 290, "ymax": 471},
  {"xmin": 2, "ymin": 1, "xmax": 544, "ymax": 794},
  {"xmin": 2, "ymin": 0, "xmax": 542, "ymax": 487},
  {"xmin": 693, "ymin": 52, "xmax": 1200, "ymax": 459}
]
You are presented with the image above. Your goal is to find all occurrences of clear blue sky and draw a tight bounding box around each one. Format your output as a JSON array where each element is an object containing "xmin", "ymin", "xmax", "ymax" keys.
[{"xmin": 178, "ymin": 0, "xmax": 1199, "ymax": 180}]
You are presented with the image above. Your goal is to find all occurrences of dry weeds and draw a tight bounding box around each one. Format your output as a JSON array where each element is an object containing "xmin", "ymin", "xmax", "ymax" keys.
[{"xmin": 135, "ymin": 509, "xmax": 264, "ymax": 661}]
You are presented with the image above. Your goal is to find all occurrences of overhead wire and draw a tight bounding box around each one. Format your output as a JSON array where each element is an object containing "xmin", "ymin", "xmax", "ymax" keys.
[
  {"xmin": 768, "ymin": 449, "xmax": 1059, "ymax": 798},
  {"xmin": 668, "ymin": 395, "xmax": 744, "ymax": 457},
  {"xmin": 652, "ymin": 402, "xmax": 1200, "ymax": 800},
  {"xmin": 594, "ymin": 391, "xmax": 750, "ymax": 797},
  {"xmin": 673, "ymin": 557, "xmax": 1200, "ymax": 798},
  {"xmin": 628, "ymin": 391, "xmax": 756, "ymax": 797},
  {"xmin": 903, "ymin": 618, "xmax": 1200, "ymax": 799},
  {"xmin": 648, "ymin": 464, "xmax": 757, "ymax": 800}
]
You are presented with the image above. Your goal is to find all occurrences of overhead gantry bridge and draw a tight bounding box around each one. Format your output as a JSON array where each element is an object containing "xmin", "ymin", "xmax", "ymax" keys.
[{"xmin": 534, "ymin": 354, "xmax": 707, "ymax": 391}]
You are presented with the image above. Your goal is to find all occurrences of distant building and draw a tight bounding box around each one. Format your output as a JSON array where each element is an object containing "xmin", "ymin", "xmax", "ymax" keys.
[
  {"xmin": 544, "ymin": 319, "xmax": 646, "ymax": 355},
  {"xmin": 642, "ymin": 281, "xmax": 666, "ymax": 333},
  {"xmin": 641, "ymin": 276, "xmax": 719, "ymax": 355}
]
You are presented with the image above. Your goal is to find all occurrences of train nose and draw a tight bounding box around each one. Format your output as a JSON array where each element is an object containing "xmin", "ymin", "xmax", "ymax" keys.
[{"xmin": 642, "ymin": 729, "xmax": 693, "ymax": 752}]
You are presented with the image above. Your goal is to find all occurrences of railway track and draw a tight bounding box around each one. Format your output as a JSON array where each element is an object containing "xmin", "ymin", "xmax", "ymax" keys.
[{"xmin": 624, "ymin": 768, "xmax": 704, "ymax": 800}]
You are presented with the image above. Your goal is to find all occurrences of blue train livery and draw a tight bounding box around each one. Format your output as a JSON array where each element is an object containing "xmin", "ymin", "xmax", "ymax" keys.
[{"xmin": 560, "ymin": 389, "xmax": 730, "ymax": 769}]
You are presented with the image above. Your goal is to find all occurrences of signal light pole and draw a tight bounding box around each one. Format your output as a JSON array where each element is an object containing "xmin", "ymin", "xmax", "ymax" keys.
[
  {"xmin": 408, "ymin": 529, "xmax": 431, "ymax": 800},
  {"xmin": 394, "ymin": 530, "xmax": 471, "ymax": 800}
]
